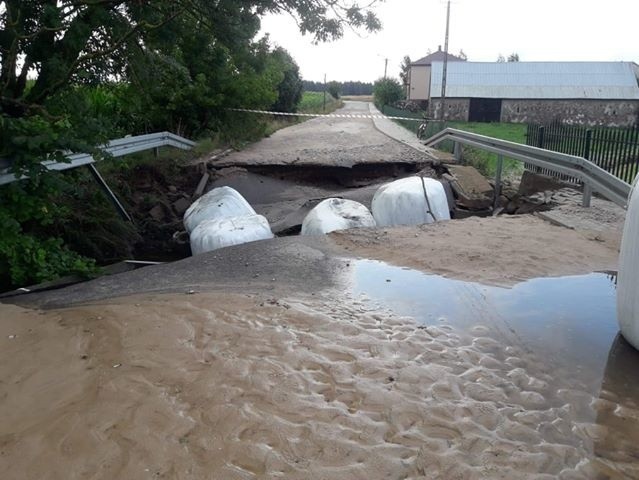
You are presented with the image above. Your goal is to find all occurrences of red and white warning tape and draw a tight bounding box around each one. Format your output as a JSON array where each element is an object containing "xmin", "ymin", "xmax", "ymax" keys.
[{"xmin": 228, "ymin": 108, "xmax": 423, "ymax": 122}]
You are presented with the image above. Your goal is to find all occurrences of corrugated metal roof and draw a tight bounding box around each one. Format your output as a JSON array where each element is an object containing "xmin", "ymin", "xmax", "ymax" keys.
[{"xmin": 429, "ymin": 62, "xmax": 639, "ymax": 99}]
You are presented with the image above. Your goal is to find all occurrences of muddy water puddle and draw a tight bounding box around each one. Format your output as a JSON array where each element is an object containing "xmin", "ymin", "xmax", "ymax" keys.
[
  {"xmin": 351, "ymin": 260, "xmax": 619, "ymax": 373},
  {"xmin": 347, "ymin": 260, "xmax": 639, "ymax": 477}
]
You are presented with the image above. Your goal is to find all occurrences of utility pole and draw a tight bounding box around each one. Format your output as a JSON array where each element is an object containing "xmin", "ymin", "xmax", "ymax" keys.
[
  {"xmin": 440, "ymin": 0, "xmax": 451, "ymax": 121},
  {"xmin": 323, "ymin": 73, "xmax": 327, "ymax": 112},
  {"xmin": 384, "ymin": 58, "xmax": 388, "ymax": 78}
]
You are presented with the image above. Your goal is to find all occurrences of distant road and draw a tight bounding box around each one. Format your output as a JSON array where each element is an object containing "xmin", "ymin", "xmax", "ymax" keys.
[{"xmin": 216, "ymin": 101, "xmax": 433, "ymax": 168}]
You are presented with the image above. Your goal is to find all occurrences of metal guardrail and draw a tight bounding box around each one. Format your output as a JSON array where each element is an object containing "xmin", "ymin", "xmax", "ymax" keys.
[
  {"xmin": 0, "ymin": 131, "xmax": 196, "ymax": 186},
  {"xmin": 423, "ymin": 128, "xmax": 631, "ymax": 208}
]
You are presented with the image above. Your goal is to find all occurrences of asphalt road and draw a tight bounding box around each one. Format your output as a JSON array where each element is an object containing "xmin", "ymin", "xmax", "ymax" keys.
[
  {"xmin": 216, "ymin": 101, "xmax": 433, "ymax": 168},
  {"xmin": 9, "ymin": 236, "xmax": 346, "ymax": 308}
]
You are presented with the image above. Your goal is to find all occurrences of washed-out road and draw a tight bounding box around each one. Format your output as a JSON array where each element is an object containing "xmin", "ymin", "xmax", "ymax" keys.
[{"xmin": 0, "ymin": 102, "xmax": 635, "ymax": 480}]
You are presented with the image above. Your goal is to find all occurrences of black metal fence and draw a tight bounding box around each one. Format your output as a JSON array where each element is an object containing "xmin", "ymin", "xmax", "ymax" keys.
[{"xmin": 526, "ymin": 123, "xmax": 639, "ymax": 184}]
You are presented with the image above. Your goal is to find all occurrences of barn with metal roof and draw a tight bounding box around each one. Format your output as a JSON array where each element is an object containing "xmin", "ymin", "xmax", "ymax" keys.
[{"xmin": 408, "ymin": 60, "xmax": 639, "ymax": 126}]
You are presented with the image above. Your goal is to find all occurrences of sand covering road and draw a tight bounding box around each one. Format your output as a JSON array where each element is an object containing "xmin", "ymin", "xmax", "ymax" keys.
[
  {"xmin": 2, "ymin": 285, "xmax": 638, "ymax": 479},
  {"xmin": 332, "ymin": 215, "xmax": 621, "ymax": 286},
  {"xmin": 0, "ymin": 215, "xmax": 633, "ymax": 479}
]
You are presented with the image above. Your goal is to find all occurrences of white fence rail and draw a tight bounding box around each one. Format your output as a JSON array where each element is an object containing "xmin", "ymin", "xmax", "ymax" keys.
[
  {"xmin": 0, "ymin": 132, "xmax": 195, "ymax": 186},
  {"xmin": 423, "ymin": 128, "xmax": 631, "ymax": 208}
]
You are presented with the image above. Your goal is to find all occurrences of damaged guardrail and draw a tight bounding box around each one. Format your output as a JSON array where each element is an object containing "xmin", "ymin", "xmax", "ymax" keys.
[
  {"xmin": 0, "ymin": 131, "xmax": 195, "ymax": 186},
  {"xmin": 423, "ymin": 128, "xmax": 631, "ymax": 209},
  {"xmin": 0, "ymin": 131, "xmax": 195, "ymax": 221}
]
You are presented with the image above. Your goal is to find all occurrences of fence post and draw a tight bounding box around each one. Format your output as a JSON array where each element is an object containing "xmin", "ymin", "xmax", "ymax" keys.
[
  {"xmin": 583, "ymin": 130, "xmax": 592, "ymax": 160},
  {"xmin": 537, "ymin": 126, "xmax": 545, "ymax": 149}
]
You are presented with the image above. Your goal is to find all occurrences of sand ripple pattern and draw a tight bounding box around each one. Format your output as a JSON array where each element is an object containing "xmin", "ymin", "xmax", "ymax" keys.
[{"xmin": 0, "ymin": 292, "xmax": 637, "ymax": 479}]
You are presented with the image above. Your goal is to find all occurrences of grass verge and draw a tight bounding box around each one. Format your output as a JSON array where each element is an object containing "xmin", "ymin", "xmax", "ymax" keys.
[
  {"xmin": 449, "ymin": 122, "xmax": 527, "ymax": 177},
  {"xmin": 382, "ymin": 105, "xmax": 527, "ymax": 178},
  {"xmin": 298, "ymin": 91, "xmax": 343, "ymax": 114}
]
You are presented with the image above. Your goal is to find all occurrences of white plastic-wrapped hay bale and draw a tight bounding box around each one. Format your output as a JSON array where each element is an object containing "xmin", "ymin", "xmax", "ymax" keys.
[
  {"xmin": 301, "ymin": 198, "xmax": 376, "ymax": 236},
  {"xmin": 189, "ymin": 215, "xmax": 274, "ymax": 255},
  {"xmin": 183, "ymin": 186, "xmax": 256, "ymax": 233},
  {"xmin": 617, "ymin": 178, "xmax": 639, "ymax": 350},
  {"xmin": 371, "ymin": 177, "xmax": 451, "ymax": 227}
]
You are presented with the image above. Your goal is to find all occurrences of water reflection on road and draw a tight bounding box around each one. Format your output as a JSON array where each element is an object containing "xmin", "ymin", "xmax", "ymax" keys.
[
  {"xmin": 352, "ymin": 259, "xmax": 618, "ymax": 372},
  {"xmin": 350, "ymin": 259, "xmax": 639, "ymax": 477}
]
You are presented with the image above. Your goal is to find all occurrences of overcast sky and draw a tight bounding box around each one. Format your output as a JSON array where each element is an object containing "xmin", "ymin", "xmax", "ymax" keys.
[{"xmin": 260, "ymin": 0, "xmax": 639, "ymax": 83}]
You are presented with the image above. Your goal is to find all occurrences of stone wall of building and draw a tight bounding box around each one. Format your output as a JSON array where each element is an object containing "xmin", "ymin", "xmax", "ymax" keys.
[
  {"xmin": 501, "ymin": 99, "xmax": 639, "ymax": 127},
  {"xmin": 429, "ymin": 98, "xmax": 469, "ymax": 121}
]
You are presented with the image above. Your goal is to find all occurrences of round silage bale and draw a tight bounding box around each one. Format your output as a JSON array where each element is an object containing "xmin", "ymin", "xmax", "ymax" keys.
[
  {"xmin": 371, "ymin": 176, "xmax": 451, "ymax": 227},
  {"xmin": 301, "ymin": 198, "xmax": 376, "ymax": 236},
  {"xmin": 618, "ymin": 178, "xmax": 639, "ymax": 350},
  {"xmin": 183, "ymin": 186, "xmax": 256, "ymax": 234},
  {"xmin": 189, "ymin": 214, "xmax": 274, "ymax": 255}
]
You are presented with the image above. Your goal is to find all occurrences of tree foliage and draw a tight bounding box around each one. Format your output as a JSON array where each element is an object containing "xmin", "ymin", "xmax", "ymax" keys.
[
  {"xmin": 303, "ymin": 80, "xmax": 373, "ymax": 96},
  {"xmin": 270, "ymin": 48, "xmax": 304, "ymax": 113},
  {"xmin": 373, "ymin": 77, "xmax": 404, "ymax": 109},
  {"xmin": 399, "ymin": 55, "xmax": 411, "ymax": 86},
  {"xmin": 0, "ymin": 0, "xmax": 382, "ymax": 290},
  {"xmin": 327, "ymin": 81, "xmax": 341, "ymax": 99}
]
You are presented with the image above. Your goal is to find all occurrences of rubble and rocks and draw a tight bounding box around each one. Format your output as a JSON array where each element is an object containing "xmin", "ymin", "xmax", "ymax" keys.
[
  {"xmin": 518, "ymin": 170, "xmax": 571, "ymax": 196},
  {"xmin": 435, "ymin": 166, "xmax": 592, "ymax": 218},
  {"xmin": 443, "ymin": 165, "xmax": 494, "ymax": 210}
]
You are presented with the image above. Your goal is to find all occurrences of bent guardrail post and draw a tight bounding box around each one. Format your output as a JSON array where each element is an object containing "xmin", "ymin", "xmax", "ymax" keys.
[
  {"xmin": 86, "ymin": 164, "xmax": 132, "ymax": 222},
  {"xmin": 423, "ymin": 128, "xmax": 631, "ymax": 209},
  {"xmin": 0, "ymin": 131, "xmax": 195, "ymax": 222}
]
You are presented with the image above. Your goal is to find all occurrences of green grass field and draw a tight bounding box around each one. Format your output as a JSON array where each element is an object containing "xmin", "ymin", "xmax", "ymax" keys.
[
  {"xmin": 448, "ymin": 122, "xmax": 527, "ymax": 177},
  {"xmin": 260, "ymin": 91, "xmax": 343, "ymax": 137},
  {"xmin": 297, "ymin": 91, "xmax": 342, "ymax": 114}
]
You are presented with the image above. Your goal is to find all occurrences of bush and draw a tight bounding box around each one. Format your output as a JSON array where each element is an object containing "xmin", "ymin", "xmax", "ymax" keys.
[
  {"xmin": 373, "ymin": 78, "xmax": 404, "ymax": 110},
  {"xmin": 327, "ymin": 81, "xmax": 341, "ymax": 99}
]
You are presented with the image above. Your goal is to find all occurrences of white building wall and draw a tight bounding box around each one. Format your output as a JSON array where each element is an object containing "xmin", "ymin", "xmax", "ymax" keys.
[{"xmin": 409, "ymin": 65, "xmax": 431, "ymax": 100}]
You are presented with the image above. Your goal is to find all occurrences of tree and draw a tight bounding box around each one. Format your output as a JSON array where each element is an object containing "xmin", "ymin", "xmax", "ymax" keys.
[
  {"xmin": 327, "ymin": 81, "xmax": 341, "ymax": 99},
  {"xmin": 507, "ymin": 53, "xmax": 520, "ymax": 62},
  {"xmin": 271, "ymin": 48, "xmax": 303, "ymax": 112},
  {"xmin": 0, "ymin": 0, "xmax": 383, "ymax": 289},
  {"xmin": 497, "ymin": 54, "xmax": 506, "ymax": 63},
  {"xmin": 399, "ymin": 55, "xmax": 411, "ymax": 86},
  {"xmin": 373, "ymin": 77, "xmax": 404, "ymax": 109},
  {"xmin": 458, "ymin": 49, "xmax": 468, "ymax": 61},
  {"xmin": 1, "ymin": 1, "xmax": 382, "ymax": 116}
]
